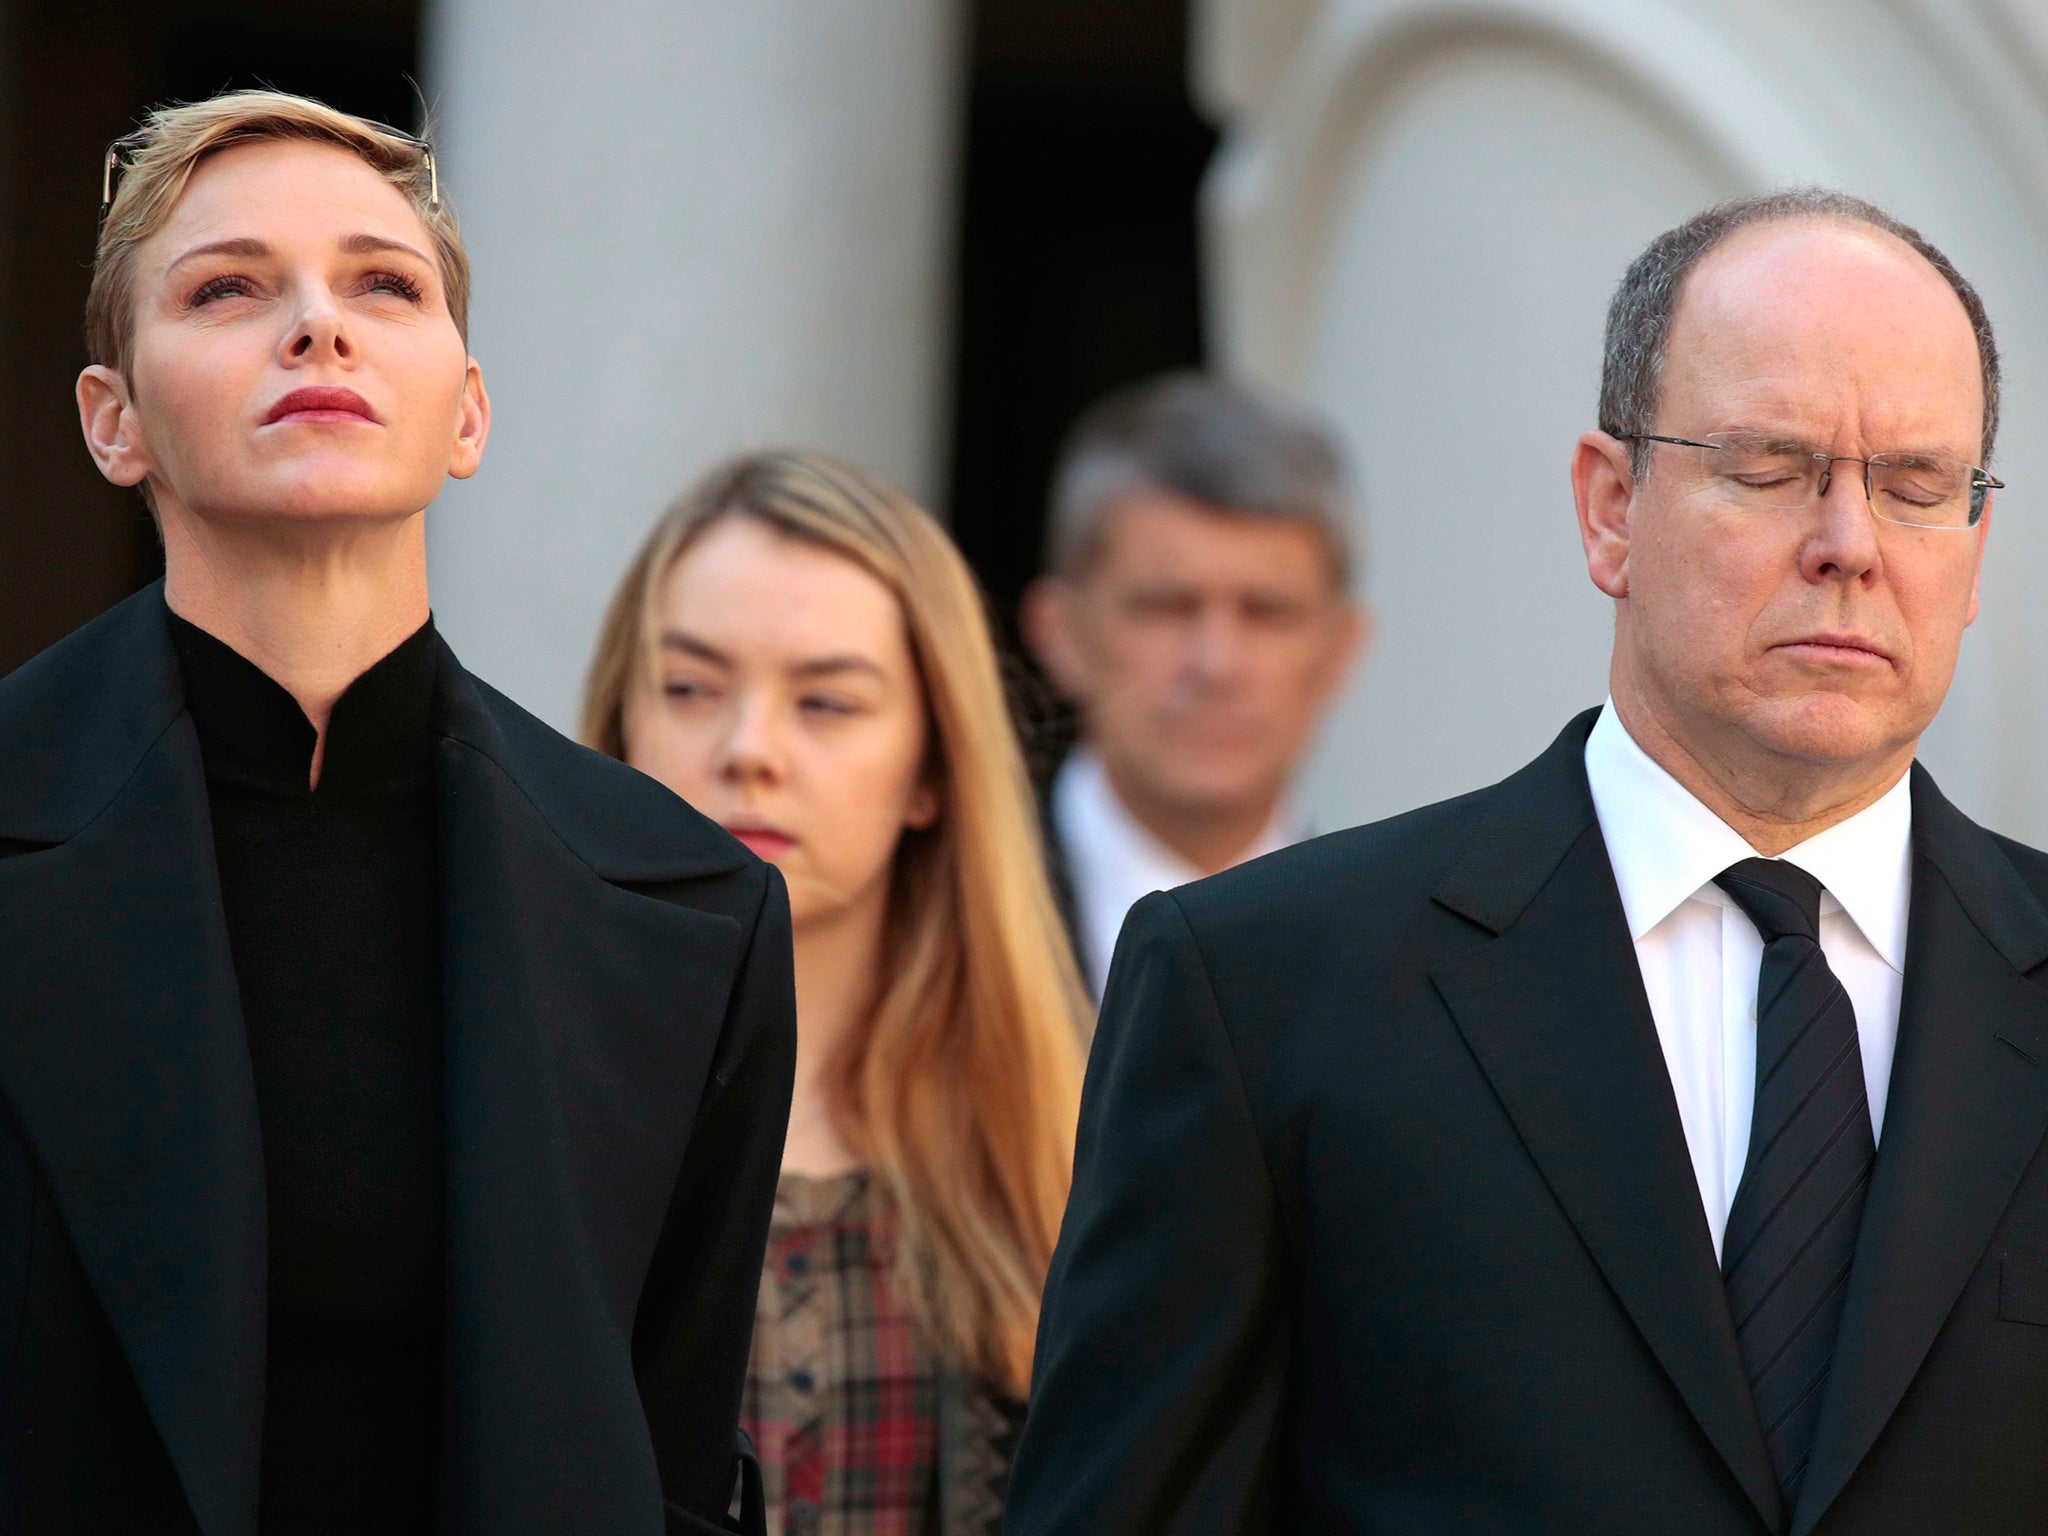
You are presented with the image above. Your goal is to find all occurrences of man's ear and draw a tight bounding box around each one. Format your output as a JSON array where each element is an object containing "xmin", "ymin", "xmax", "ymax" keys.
[
  {"xmin": 448, "ymin": 358, "xmax": 491, "ymax": 480},
  {"xmin": 1573, "ymin": 429, "xmax": 1636, "ymax": 600},
  {"xmin": 1318, "ymin": 598, "xmax": 1372, "ymax": 703},
  {"xmin": 1020, "ymin": 575, "xmax": 1091, "ymax": 701},
  {"xmin": 76, "ymin": 365, "xmax": 153, "ymax": 488},
  {"xmin": 1964, "ymin": 492, "xmax": 1990, "ymax": 628}
]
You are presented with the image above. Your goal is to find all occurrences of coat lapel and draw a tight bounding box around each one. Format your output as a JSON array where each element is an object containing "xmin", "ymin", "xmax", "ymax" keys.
[
  {"xmin": 1429, "ymin": 712, "xmax": 1784, "ymax": 1533},
  {"xmin": 1791, "ymin": 767, "xmax": 2048, "ymax": 1534},
  {"xmin": 0, "ymin": 588, "xmax": 266, "ymax": 1536},
  {"xmin": 431, "ymin": 659, "xmax": 754, "ymax": 1535},
  {"xmin": 0, "ymin": 594, "xmax": 774, "ymax": 1536}
]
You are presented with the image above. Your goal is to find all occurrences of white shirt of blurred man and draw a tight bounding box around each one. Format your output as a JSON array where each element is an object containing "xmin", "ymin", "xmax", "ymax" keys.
[{"xmin": 1024, "ymin": 374, "xmax": 1368, "ymax": 997}]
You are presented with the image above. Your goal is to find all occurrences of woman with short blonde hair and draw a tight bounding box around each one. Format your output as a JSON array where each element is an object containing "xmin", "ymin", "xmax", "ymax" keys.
[
  {"xmin": 587, "ymin": 449, "xmax": 1088, "ymax": 1533},
  {"xmin": 4, "ymin": 87, "xmax": 794, "ymax": 1535}
]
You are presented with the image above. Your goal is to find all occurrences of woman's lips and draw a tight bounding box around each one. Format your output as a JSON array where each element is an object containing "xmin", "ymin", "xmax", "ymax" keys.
[
  {"xmin": 726, "ymin": 825, "xmax": 796, "ymax": 860},
  {"xmin": 262, "ymin": 386, "xmax": 378, "ymax": 425}
]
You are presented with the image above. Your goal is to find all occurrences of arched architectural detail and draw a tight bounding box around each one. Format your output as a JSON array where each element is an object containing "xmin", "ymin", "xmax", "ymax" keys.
[
  {"xmin": 1198, "ymin": 0, "xmax": 2048, "ymax": 841},
  {"xmin": 1204, "ymin": 0, "xmax": 1840, "ymax": 385}
]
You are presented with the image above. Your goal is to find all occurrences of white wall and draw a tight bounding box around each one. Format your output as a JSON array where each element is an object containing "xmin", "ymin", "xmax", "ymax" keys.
[
  {"xmin": 422, "ymin": 0, "xmax": 964, "ymax": 733},
  {"xmin": 1198, "ymin": 0, "xmax": 2048, "ymax": 842}
]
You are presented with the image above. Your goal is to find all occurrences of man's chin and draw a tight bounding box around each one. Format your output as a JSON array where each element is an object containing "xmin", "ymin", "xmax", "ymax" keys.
[
  {"xmin": 1735, "ymin": 689, "xmax": 1920, "ymax": 769},
  {"xmin": 1129, "ymin": 765, "xmax": 1282, "ymax": 824}
]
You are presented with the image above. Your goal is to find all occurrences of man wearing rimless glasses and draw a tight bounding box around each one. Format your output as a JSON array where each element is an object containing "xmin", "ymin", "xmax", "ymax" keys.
[
  {"xmin": 1011, "ymin": 190, "xmax": 2048, "ymax": 1534},
  {"xmin": 0, "ymin": 91, "xmax": 793, "ymax": 1535}
]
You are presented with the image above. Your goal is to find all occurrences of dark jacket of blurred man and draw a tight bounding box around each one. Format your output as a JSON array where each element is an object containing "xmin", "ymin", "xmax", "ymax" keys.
[
  {"xmin": 1021, "ymin": 374, "xmax": 1368, "ymax": 998},
  {"xmin": 1007, "ymin": 192, "xmax": 2048, "ymax": 1535},
  {"xmin": 0, "ymin": 92, "xmax": 791, "ymax": 1536}
]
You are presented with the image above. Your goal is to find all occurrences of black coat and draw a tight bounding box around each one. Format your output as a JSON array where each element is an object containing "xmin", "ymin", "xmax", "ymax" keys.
[
  {"xmin": 0, "ymin": 585, "xmax": 797, "ymax": 1536},
  {"xmin": 1007, "ymin": 710, "xmax": 2048, "ymax": 1535}
]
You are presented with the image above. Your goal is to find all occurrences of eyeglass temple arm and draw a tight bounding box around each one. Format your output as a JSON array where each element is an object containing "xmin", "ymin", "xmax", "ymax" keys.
[
  {"xmin": 1616, "ymin": 433, "xmax": 1720, "ymax": 450},
  {"xmin": 99, "ymin": 128, "xmax": 436, "ymax": 213}
]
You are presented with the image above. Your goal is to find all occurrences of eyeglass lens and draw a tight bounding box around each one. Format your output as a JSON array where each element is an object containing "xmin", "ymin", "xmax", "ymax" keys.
[{"xmin": 1690, "ymin": 433, "xmax": 1984, "ymax": 528}]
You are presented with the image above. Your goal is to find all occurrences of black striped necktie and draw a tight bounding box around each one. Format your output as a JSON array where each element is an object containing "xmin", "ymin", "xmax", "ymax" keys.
[{"xmin": 1713, "ymin": 857, "xmax": 1876, "ymax": 1507}]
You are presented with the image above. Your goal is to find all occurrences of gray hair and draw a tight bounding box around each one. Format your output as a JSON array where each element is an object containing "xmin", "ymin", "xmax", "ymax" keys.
[
  {"xmin": 1599, "ymin": 188, "xmax": 2000, "ymax": 476},
  {"xmin": 1046, "ymin": 372, "xmax": 1355, "ymax": 586}
]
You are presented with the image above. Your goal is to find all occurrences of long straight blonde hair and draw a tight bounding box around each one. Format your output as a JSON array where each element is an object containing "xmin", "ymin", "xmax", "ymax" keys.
[{"xmin": 584, "ymin": 449, "xmax": 1088, "ymax": 1397}]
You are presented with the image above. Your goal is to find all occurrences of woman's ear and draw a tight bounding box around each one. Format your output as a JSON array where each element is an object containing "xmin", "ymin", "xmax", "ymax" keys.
[
  {"xmin": 76, "ymin": 365, "xmax": 154, "ymax": 488},
  {"xmin": 448, "ymin": 358, "xmax": 491, "ymax": 480},
  {"xmin": 904, "ymin": 773, "xmax": 941, "ymax": 833}
]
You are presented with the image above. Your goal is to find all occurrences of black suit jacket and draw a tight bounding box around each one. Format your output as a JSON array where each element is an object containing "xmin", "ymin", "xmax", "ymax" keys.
[
  {"xmin": 1034, "ymin": 770, "xmax": 1090, "ymax": 995},
  {"xmin": 1007, "ymin": 710, "xmax": 2048, "ymax": 1535},
  {"xmin": 0, "ymin": 585, "xmax": 797, "ymax": 1536}
]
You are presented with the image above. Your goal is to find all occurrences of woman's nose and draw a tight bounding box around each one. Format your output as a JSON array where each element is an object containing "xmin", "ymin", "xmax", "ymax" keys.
[
  {"xmin": 285, "ymin": 289, "xmax": 352, "ymax": 363},
  {"xmin": 719, "ymin": 699, "xmax": 784, "ymax": 781}
]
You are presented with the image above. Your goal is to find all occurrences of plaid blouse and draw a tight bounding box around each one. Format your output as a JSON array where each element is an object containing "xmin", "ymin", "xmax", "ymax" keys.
[{"xmin": 742, "ymin": 1170, "xmax": 942, "ymax": 1536}]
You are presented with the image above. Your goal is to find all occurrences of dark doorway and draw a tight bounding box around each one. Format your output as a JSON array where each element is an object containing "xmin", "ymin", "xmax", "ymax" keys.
[
  {"xmin": 0, "ymin": 0, "xmax": 421, "ymax": 674},
  {"xmin": 946, "ymin": 0, "xmax": 1217, "ymax": 617}
]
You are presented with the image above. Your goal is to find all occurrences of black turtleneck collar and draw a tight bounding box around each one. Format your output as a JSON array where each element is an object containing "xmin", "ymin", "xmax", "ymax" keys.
[
  {"xmin": 166, "ymin": 603, "xmax": 440, "ymax": 798},
  {"xmin": 163, "ymin": 596, "xmax": 448, "ymax": 1530}
]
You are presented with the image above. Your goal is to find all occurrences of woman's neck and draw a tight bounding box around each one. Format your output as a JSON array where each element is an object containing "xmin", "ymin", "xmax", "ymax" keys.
[
  {"xmin": 161, "ymin": 510, "xmax": 431, "ymax": 786},
  {"xmin": 783, "ymin": 886, "xmax": 890, "ymax": 1177}
]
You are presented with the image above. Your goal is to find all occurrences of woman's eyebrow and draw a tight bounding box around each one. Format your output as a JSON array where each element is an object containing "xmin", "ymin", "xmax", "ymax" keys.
[
  {"xmin": 342, "ymin": 232, "xmax": 434, "ymax": 266},
  {"xmin": 791, "ymin": 655, "xmax": 885, "ymax": 680},
  {"xmin": 163, "ymin": 235, "xmax": 269, "ymax": 277},
  {"xmin": 659, "ymin": 634, "xmax": 885, "ymax": 680},
  {"xmin": 659, "ymin": 631, "xmax": 731, "ymax": 667},
  {"xmin": 162, "ymin": 232, "xmax": 434, "ymax": 281}
]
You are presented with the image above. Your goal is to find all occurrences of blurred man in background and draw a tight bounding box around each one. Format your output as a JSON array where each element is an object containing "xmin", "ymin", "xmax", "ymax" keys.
[{"xmin": 1022, "ymin": 373, "xmax": 1368, "ymax": 998}]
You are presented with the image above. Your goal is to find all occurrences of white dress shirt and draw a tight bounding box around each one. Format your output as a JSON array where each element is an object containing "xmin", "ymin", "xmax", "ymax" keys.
[
  {"xmin": 1050, "ymin": 748, "xmax": 1300, "ymax": 1000},
  {"xmin": 1583, "ymin": 702, "xmax": 1911, "ymax": 1260}
]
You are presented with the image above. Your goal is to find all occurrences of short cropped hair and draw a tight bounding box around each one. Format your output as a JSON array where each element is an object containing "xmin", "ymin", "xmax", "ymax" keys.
[
  {"xmin": 87, "ymin": 89, "xmax": 469, "ymax": 380},
  {"xmin": 1046, "ymin": 372, "xmax": 1356, "ymax": 588},
  {"xmin": 1599, "ymin": 188, "xmax": 1999, "ymax": 475}
]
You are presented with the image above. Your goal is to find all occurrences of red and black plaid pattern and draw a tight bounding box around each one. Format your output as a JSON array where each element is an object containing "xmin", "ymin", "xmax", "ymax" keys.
[{"xmin": 742, "ymin": 1170, "xmax": 941, "ymax": 1536}]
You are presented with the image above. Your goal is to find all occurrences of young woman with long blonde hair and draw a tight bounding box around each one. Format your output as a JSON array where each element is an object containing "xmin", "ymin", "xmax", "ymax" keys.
[{"xmin": 585, "ymin": 449, "xmax": 1088, "ymax": 1535}]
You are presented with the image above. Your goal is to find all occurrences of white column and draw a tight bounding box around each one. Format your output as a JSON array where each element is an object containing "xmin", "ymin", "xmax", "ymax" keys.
[
  {"xmin": 422, "ymin": 0, "xmax": 964, "ymax": 731},
  {"xmin": 1197, "ymin": 0, "xmax": 2048, "ymax": 843}
]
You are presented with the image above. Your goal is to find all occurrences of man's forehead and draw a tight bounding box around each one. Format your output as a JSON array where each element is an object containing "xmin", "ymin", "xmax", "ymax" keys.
[
  {"xmin": 1672, "ymin": 220, "xmax": 1974, "ymax": 360},
  {"xmin": 1093, "ymin": 491, "xmax": 1337, "ymax": 569},
  {"xmin": 1660, "ymin": 219, "xmax": 1983, "ymax": 442}
]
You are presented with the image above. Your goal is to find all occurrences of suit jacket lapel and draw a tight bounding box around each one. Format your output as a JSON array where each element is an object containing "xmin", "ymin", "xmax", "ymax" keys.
[
  {"xmin": 1429, "ymin": 713, "xmax": 1784, "ymax": 1533},
  {"xmin": 431, "ymin": 657, "xmax": 753, "ymax": 1535},
  {"xmin": 1791, "ymin": 766, "xmax": 2048, "ymax": 1534},
  {"xmin": 0, "ymin": 588, "xmax": 265, "ymax": 1536}
]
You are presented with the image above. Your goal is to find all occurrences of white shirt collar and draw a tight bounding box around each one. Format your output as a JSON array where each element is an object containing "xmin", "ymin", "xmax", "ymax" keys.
[
  {"xmin": 1055, "ymin": 747, "xmax": 1207, "ymax": 901},
  {"xmin": 1583, "ymin": 701, "xmax": 1912, "ymax": 972},
  {"xmin": 1052, "ymin": 747, "xmax": 1299, "ymax": 995}
]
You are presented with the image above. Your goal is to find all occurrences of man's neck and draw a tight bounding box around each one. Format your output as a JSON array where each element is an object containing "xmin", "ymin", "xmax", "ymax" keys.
[
  {"xmin": 1608, "ymin": 675, "xmax": 1914, "ymax": 858},
  {"xmin": 162, "ymin": 509, "xmax": 431, "ymax": 784},
  {"xmin": 1096, "ymin": 752, "xmax": 1283, "ymax": 878}
]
